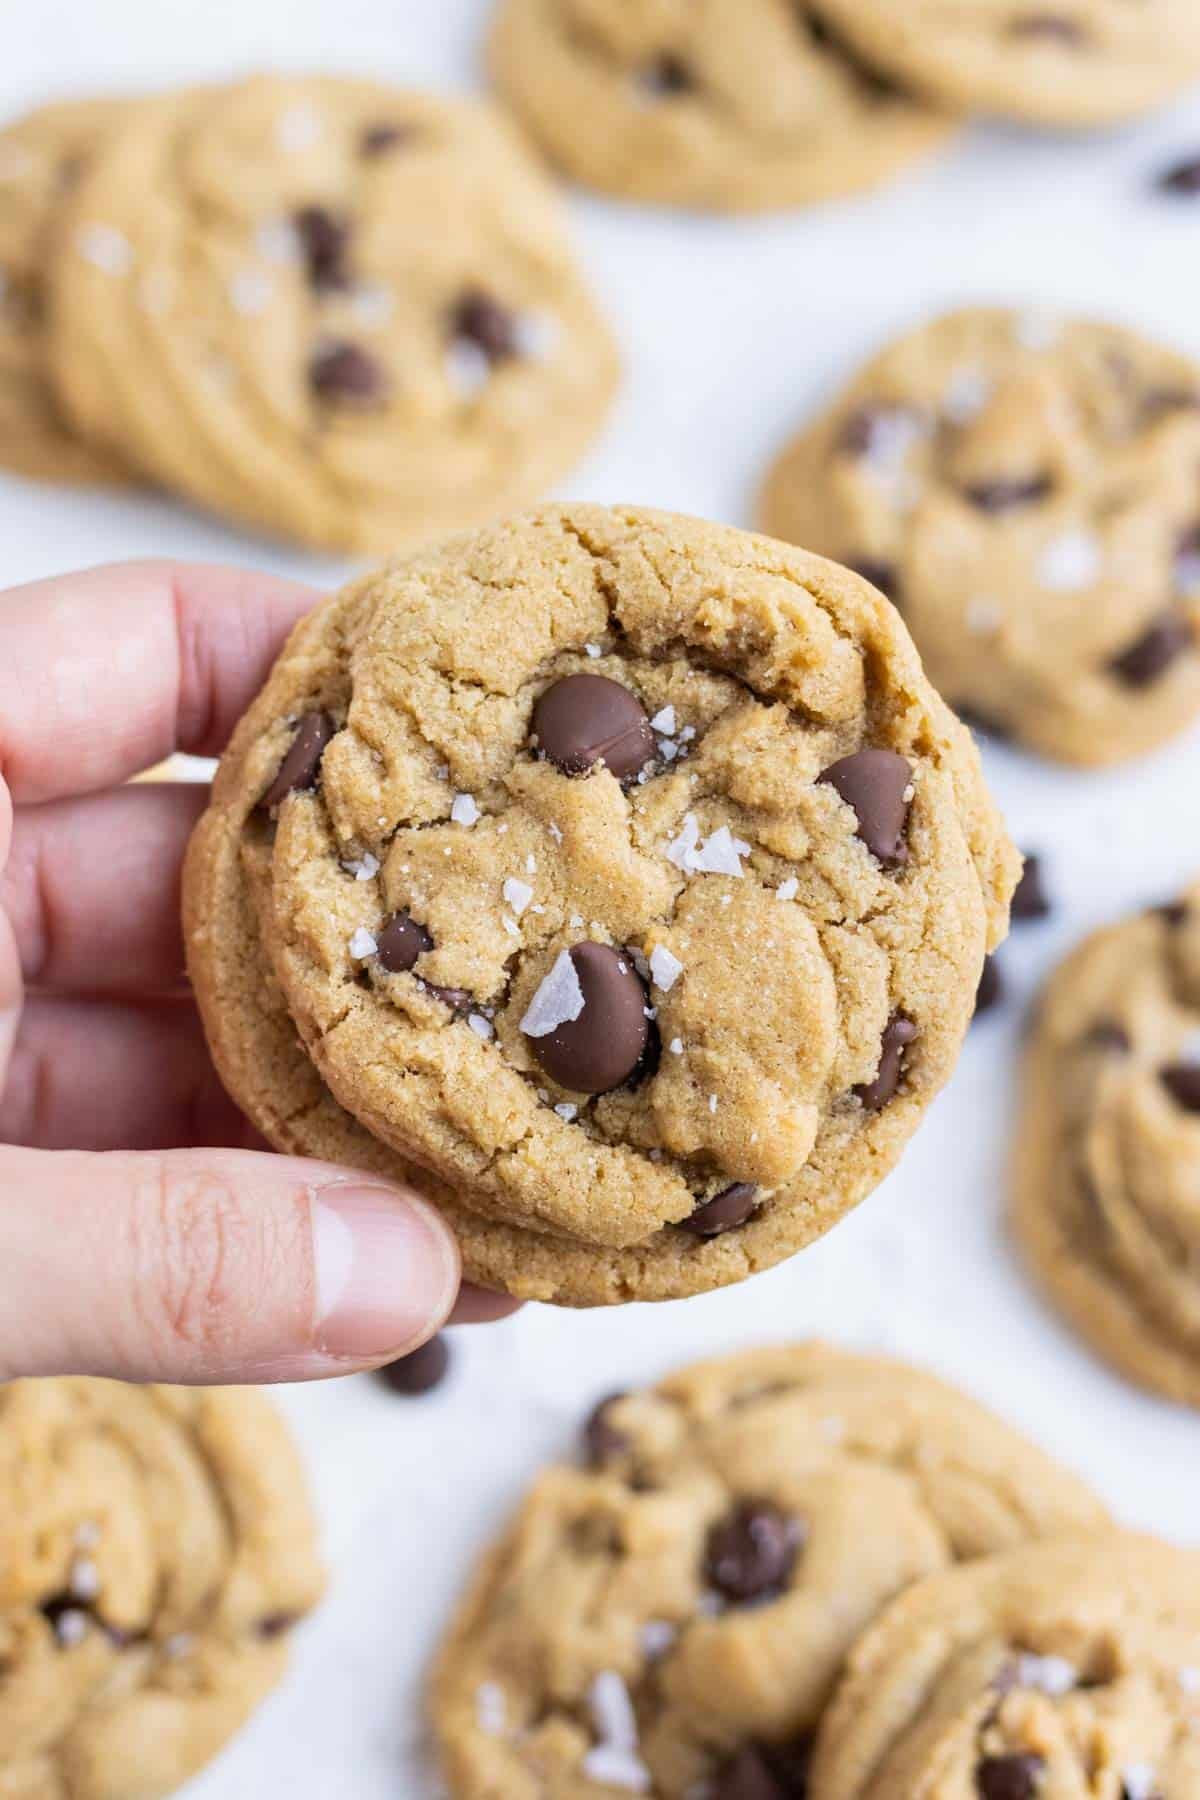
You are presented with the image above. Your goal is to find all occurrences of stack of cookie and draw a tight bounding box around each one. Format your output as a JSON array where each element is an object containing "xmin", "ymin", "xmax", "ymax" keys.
[{"xmin": 0, "ymin": 76, "xmax": 618, "ymax": 552}]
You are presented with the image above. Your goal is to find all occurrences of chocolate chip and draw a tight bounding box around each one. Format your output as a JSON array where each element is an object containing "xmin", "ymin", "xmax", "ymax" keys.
[
  {"xmin": 855, "ymin": 1013, "xmax": 917, "ymax": 1110},
  {"xmin": 706, "ymin": 1501, "xmax": 802, "ymax": 1606},
  {"xmin": 1109, "ymin": 611, "xmax": 1192, "ymax": 687},
  {"xmin": 292, "ymin": 205, "xmax": 351, "ymax": 291},
  {"xmin": 818, "ymin": 749, "xmax": 912, "ymax": 869},
  {"xmin": 583, "ymin": 1393, "xmax": 630, "ymax": 1466},
  {"xmin": 256, "ymin": 1613, "xmax": 297, "ymax": 1639},
  {"xmin": 1085, "ymin": 1020, "xmax": 1131, "ymax": 1053},
  {"xmin": 528, "ymin": 942, "xmax": 651, "ymax": 1094},
  {"xmin": 681, "ymin": 1183, "xmax": 760, "ymax": 1239},
  {"xmin": 716, "ymin": 1747, "xmax": 787, "ymax": 1800},
  {"xmin": 1158, "ymin": 155, "xmax": 1200, "ymax": 196},
  {"xmin": 849, "ymin": 558, "xmax": 900, "ymax": 602},
  {"xmin": 1161, "ymin": 1065, "xmax": 1200, "ymax": 1112},
  {"xmin": 453, "ymin": 289, "xmax": 519, "ymax": 363},
  {"xmin": 640, "ymin": 52, "xmax": 692, "ymax": 95},
  {"xmin": 1008, "ymin": 15, "xmax": 1085, "ymax": 44},
  {"xmin": 261, "ymin": 712, "xmax": 334, "ymax": 812},
  {"xmin": 1143, "ymin": 387, "xmax": 1200, "ymax": 422},
  {"xmin": 964, "ymin": 475, "xmax": 1053, "ymax": 512},
  {"xmin": 375, "ymin": 1334, "xmax": 451, "ymax": 1395},
  {"xmin": 424, "ymin": 983, "xmax": 473, "ymax": 1014},
  {"xmin": 974, "ymin": 956, "xmax": 1004, "ymax": 1018},
  {"xmin": 1157, "ymin": 900, "xmax": 1190, "ymax": 927},
  {"xmin": 1012, "ymin": 854, "xmax": 1051, "ymax": 922},
  {"xmin": 975, "ymin": 1754, "xmax": 1045, "ymax": 1800},
  {"xmin": 309, "ymin": 339, "xmax": 389, "ymax": 407},
  {"xmin": 360, "ymin": 121, "xmax": 412, "ymax": 157},
  {"xmin": 376, "ymin": 911, "xmax": 434, "ymax": 974},
  {"xmin": 763, "ymin": 1738, "xmax": 813, "ymax": 1794},
  {"xmin": 532, "ymin": 674, "xmax": 655, "ymax": 782}
]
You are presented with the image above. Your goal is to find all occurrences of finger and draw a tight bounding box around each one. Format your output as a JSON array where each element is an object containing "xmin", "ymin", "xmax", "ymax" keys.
[
  {"xmin": 4, "ymin": 783, "xmax": 209, "ymax": 996},
  {"xmin": 0, "ymin": 1145, "xmax": 461, "ymax": 1383},
  {"xmin": 0, "ymin": 774, "xmax": 18, "ymax": 1092},
  {"xmin": 0, "ymin": 561, "xmax": 318, "ymax": 806},
  {"xmin": 448, "ymin": 1286, "xmax": 524, "ymax": 1325},
  {"xmin": 0, "ymin": 997, "xmax": 258, "ymax": 1151}
]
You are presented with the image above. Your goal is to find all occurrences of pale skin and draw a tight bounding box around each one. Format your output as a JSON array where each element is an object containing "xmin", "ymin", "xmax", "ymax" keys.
[{"xmin": 0, "ymin": 561, "xmax": 518, "ymax": 1385}]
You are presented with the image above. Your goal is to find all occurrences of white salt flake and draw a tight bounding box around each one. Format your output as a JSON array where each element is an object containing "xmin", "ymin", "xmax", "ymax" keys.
[
  {"xmin": 69, "ymin": 1557, "xmax": 100, "ymax": 1601},
  {"xmin": 666, "ymin": 813, "xmax": 701, "ymax": 871},
  {"xmin": 1015, "ymin": 308, "xmax": 1063, "ymax": 352},
  {"xmin": 348, "ymin": 927, "xmax": 378, "ymax": 961},
  {"xmin": 446, "ymin": 338, "xmax": 491, "ymax": 398},
  {"xmin": 692, "ymin": 825, "xmax": 750, "ymax": 877},
  {"xmin": 643, "ymin": 1006, "xmax": 657, "ymax": 1021},
  {"xmin": 451, "ymin": 793, "xmax": 479, "ymax": 827},
  {"xmin": 581, "ymin": 1746, "xmax": 651, "ymax": 1792},
  {"xmin": 76, "ymin": 224, "xmax": 132, "ymax": 276},
  {"xmin": 650, "ymin": 705, "xmax": 676, "ymax": 735},
  {"xmin": 163, "ymin": 1632, "xmax": 194, "ymax": 1660},
  {"xmin": 474, "ymin": 1682, "xmax": 507, "ymax": 1736},
  {"xmin": 679, "ymin": 726, "xmax": 696, "ymax": 742},
  {"xmin": 548, "ymin": 821, "xmax": 564, "ymax": 843},
  {"xmin": 669, "ymin": 1037, "xmax": 684, "ymax": 1055},
  {"xmin": 351, "ymin": 283, "xmax": 395, "ymax": 328},
  {"xmin": 1180, "ymin": 1667, "xmax": 1200, "ymax": 1694},
  {"xmin": 228, "ymin": 269, "xmax": 272, "ymax": 316},
  {"xmin": 584, "ymin": 643, "xmax": 603, "ymax": 658},
  {"xmin": 590, "ymin": 1671, "xmax": 639, "ymax": 1753},
  {"xmin": 776, "ymin": 878, "xmax": 799, "ymax": 901},
  {"xmin": 276, "ymin": 103, "xmax": 322, "ymax": 152},
  {"xmin": 1016, "ymin": 1654, "xmax": 1077, "ymax": 1697},
  {"xmin": 53, "ymin": 1609, "xmax": 89, "ymax": 1648},
  {"xmin": 660, "ymin": 740, "xmax": 680, "ymax": 762},
  {"xmin": 521, "ymin": 950, "xmax": 586, "ymax": 1037},
  {"xmin": 649, "ymin": 946, "xmax": 684, "ymax": 992},
  {"xmin": 342, "ymin": 851, "xmax": 380, "ymax": 882},
  {"xmin": 569, "ymin": 913, "xmax": 584, "ymax": 929},
  {"xmin": 861, "ymin": 408, "xmax": 925, "ymax": 475},
  {"xmin": 502, "ymin": 917, "xmax": 520, "ymax": 938},
  {"xmin": 554, "ymin": 1102, "xmax": 578, "ymax": 1122},
  {"xmin": 1121, "ymin": 1766, "xmax": 1158, "ymax": 1800},
  {"xmin": 708, "ymin": 1094, "xmax": 718, "ymax": 1114},
  {"xmin": 640, "ymin": 1620, "xmax": 677, "ymax": 1659},
  {"xmin": 504, "ymin": 878, "xmax": 534, "ymax": 917},
  {"xmin": 467, "ymin": 1013, "xmax": 494, "ymax": 1041},
  {"xmin": 514, "ymin": 310, "xmax": 562, "ymax": 360},
  {"xmin": 74, "ymin": 1521, "xmax": 101, "ymax": 1550},
  {"xmin": 1036, "ymin": 530, "xmax": 1102, "ymax": 593},
  {"xmin": 943, "ymin": 367, "xmax": 992, "ymax": 425},
  {"xmin": 256, "ymin": 216, "xmax": 302, "ymax": 263},
  {"xmin": 526, "ymin": 854, "xmax": 537, "ymax": 874}
]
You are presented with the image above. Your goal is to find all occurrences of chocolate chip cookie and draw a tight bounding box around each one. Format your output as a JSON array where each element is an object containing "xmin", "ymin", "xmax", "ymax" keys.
[
  {"xmin": 184, "ymin": 504, "xmax": 1019, "ymax": 1306},
  {"xmin": 430, "ymin": 1344, "xmax": 1106, "ymax": 1799},
  {"xmin": 488, "ymin": 0, "xmax": 957, "ymax": 213},
  {"xmin": 811, "ymin": 1533, "xmax": 1200, "ymax": 1800},
  {"xmin": 47, "ymin": 75, "xmax": 618, "ymax": 553},
  {"xmin": 1013, "ymin": 886, "xmax": 1200, "ymax": 1409},
  {"xmin": 810, "ymin": 1, "xmax": 1200, "ymax": 126},
  {"xmin": 0, "ymin": 98, "xmax": 133, "ymax": 484},
  {"xmin": 0, "ymin": 1378, "xmax": 323, "ymax": 1800},
  {"xmin": 760, "ymin": 308, "xmax": 1200, "ymax": 766}
]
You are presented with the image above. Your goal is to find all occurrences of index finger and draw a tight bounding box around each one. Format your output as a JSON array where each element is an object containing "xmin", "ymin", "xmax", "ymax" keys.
[{"xmin": 0, "ymin": 561, "xmax": 320, "ymax": 806}]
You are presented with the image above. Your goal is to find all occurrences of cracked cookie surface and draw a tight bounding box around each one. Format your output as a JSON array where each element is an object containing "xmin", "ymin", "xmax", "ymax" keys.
[
  {"xmin": 185, "ymin": 505, "xmax": 1018, "ymax": 1305},
  {"xmin": 760, "ymin": 308, "xmax": 1200, "ymax": 767},
  {"xmin": 46, "ymin": 75, "xmax": 618, "ymax": 554},
  {"xmin": 1013, "ymin": 884, "xmax": 1200, "ymax": 1410},
  {"xmin": 488, "ymin": 0, "xmax": 957, "ymax": 213},
  {"xmin": 0, "ymin": 1378, "xmax": 323, "ymax": 1800},
  {"xmin": 430, "ymin": 1344, "xmax": 1106, "ymax": 1799},
  {"xmin": 811, "ymin": 1533, "xmax": 1200, "ymax": 1800},
  {"xmin": 810, "ymin": 0, "xmax": 1200, "ymax": 126}
]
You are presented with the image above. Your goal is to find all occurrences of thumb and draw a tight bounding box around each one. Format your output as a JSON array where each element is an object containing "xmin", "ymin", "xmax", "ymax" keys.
[{"xmin": 0, "ymin": 1145, "xmax": 461, "ymax": 1383}]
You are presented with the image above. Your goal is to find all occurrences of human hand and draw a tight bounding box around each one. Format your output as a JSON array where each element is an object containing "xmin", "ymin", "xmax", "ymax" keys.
[{"xmin": 0, "ymin": 561, "xmax": 517, "ymax": 1384}]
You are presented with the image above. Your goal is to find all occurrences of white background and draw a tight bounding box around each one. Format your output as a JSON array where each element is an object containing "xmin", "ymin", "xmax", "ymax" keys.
[{"xmin": 5, "ymin": 4, "xmax": 1200, "ymax": 1794}]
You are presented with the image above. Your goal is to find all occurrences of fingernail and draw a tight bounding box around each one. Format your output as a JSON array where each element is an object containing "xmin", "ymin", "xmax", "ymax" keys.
[{"xmin": 311, "ymin": 1184, "xmax": 458, "ymax": 1360}]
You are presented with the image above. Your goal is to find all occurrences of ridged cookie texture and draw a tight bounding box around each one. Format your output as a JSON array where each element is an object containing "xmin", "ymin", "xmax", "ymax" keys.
[
  {"xmin": 1013, "ymin": 883, "xmax": 1200, "ymax": 1409},
  {"xmin": 0, "ymin": 1378, "xmax": 323, "ymax": 1800},
  {"xmin": 761, "ymin": 308, "xmax": 1200, "ymax": 767},
  {"xmin": 489, "ymin": 0, "xmax": 957, "ymax": 213},
  {"xmin": 185, "ymin": 505, "xmax": 1019, "ymax": 1305},
  {"xmin": 47, "ymin": 75, "xmax": 618, "ymax": 553},
  {"xmin": 431, "ymin": 1344, "xmax": 1105, "ymax": 1799}
]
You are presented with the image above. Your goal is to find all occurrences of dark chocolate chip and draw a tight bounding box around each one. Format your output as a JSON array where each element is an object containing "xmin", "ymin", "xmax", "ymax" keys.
[
  {"xmin": 309, "ymin": 339, "xmax": 389, "ymax": 407},
  {"xmin": 424, "ymin": 983, "xmax": 474, "ymax": 1014},
  {"xmin": 763, "ymin": 1738, "xmax": 813, "ymax": 1795},
  {"xmin": 375, "ymin": 1334, "xmax": 451, "ymax": 1395},
  {"xmin": 1143, "ymin": 387, "xmax": 1200, "ymax": 422},
  {"xmin": 1109, "ymin": 611, "xmax": 1192, "ymax": 687},
  {"xmin": 1158, "ymin": 155, "xmax": 1200, "ymax": 196},
  {"xmin": 849, "ymin": 558, "xmax": 900, "ymax": 603},
  {"xmin": 261, "ymin": 712, "xmax": 334, "ymax": 812},
  {"xmin": 292, "ymin": 205, "xmax": 351, "ymax": 291},
  {"xmin": 376, "ymin": 911, "xmax": 434, "ymax": 974},
  {"xmin": 527, "ymin": 942, "xmax": 651, "ymax": 1094},
  {"xmin": 705, "ymin": 1501, "xmax": 803, "ymax": 1606},
  {"xmin": 256, "ymin": 1613, "xmax": 297, "ymax": 1640},
  {"xmin": 681, "ymin": 1183, "xmax": 760, "ymax": 1239},
  {"xmin": 818, "ymin": 749, "xmax": 912, "ymax": 869},
  {"xmin": 1011, "ymin": 854, "xmax": 1051, "ymax": 922},
  {"xmin": 1008, "ymin": 15, "xmax": 1085, "ymax": 44},
  {"xmin": 716, "ymin": 1747, "xmax": 787, "ymax": 1800},
  {"xmin": 1085, "ymin": 1021, "xmax": 1131, "ymax": 1054},
  {"xmin": 855, "ymin": 1013, "xmax": 917, "ymax": 1111},
  {"xmin": 583, "ymin": 1393, "xmax": 630, "ymax": 1466},
  {"xmin": 360, "ymin": 121, "xmax": 412, "ymax": 157},
  {"xmin": 640, "ymin": 52, "xmax": 692, "ymax": 95},
  {"xmin": 532, "ymin": 674, "xmax": 655, "ymax": 782},
  {"xmin": 975, "ymin": 1754, "xmax": 1045, "ymax": 1800},
  {"xmin": 453, "ymin": 289, "xmax": 519, "ymax": 362},
  {"xmin": 963, "ymin": 475, "xmax": 1053, "ymax": 513},
  {"xmin": 974, "ymin": 956, "xmax": 1004, "ymax": 1018},
  {"xmin": 1157, "ymin": 899, "xmax": 1190, "ymax": 926},
  {"xmin": 1161, "ymin": 1064, "xmax": 1200, "ymax": 1112}
]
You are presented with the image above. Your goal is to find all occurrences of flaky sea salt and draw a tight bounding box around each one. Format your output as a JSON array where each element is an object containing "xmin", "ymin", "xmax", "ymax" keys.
[
  {"xmin": 943, "ymin": 367, "xmax": 992, "ymax": 425},
  {"xmin": 1015, "ymin": 1654, "xmax": 1076, "ymax": 1697},
  {"xmin": 776, "ymin": 878, "xmax": 798, "ymax": 901},
  {"xmin": 666, "ymin": 814, "xmax": 702, "ymax": 871},
  {"xmin": 514, "ymin": 310, "xmax": 561, "ymax": 360},
  {"xmin": 1180, "ymin": 1667, "xmax": 1200, "ymax": 1695},
  {"xmin": 446, "ymin": 338, "xmax": 491, "ymax": 398},
  {"xmin": 76, "ymin": 224, "xmax": 132, "ymax": 276},
  {"xmin": 1014, "ymin": 308, "xmax": 1063, "ymax": 352},
  {"xmin": 708, "ymin": 1094, "xmax": 718, "ymax": 1114},
  {"xmin": 1036, "ymin": 530, "xmax": 1102, "ymax": 592},
  {"xmin": 580, "ymin": 1746, "xmax": 651, "ymax": 1792},
  {"xmin": 352, "ymin": 283, "xmax": 395, "ymax": 328},
  {"xmin": 504, "ymin": 878, "xmax": 534, "ymax": 917},
  {"xmin": 554, "ymin": 1102, "xmax": 578, "ymax": 1122},
  {"xmin": 276, "ymin": 102, "xmax": 322, "ymax": 152},
  {"xmin": 669, "ymin": 1037, "xmax": 683, "ymax": 1055},
  {"xmin": 650, "ymin": 705, "xmax": 676, "ymax": 735},
  {"xmin": 467, "ymin": 1013, "xmax": 494, "ymax": 1041},
  {"xmin": 474, "ymin": 1683, "xmax": 506, "ymax": 1736},
  {"xmin": 1121, "ymin": 1766, "xmax": 1158, "ymax": 1800},
  {"xmin": 521, "ymin": 950, "xmax": 586, "ymax": 1037},
  {"xmin": 348, "ymin": 927, "xmax": 377, "ymax": 960},
  {"xmin": 584, "ymin": 643, "xmax": 603, "ymax": 658},
  {"xmin": 640, "ymin": 1620, "xmax": 677, "ymax": 1658},
  {"xmin": 691, "ymin": 825, "xmax": 750, "ymax": 877},
  {"xmin": 451, "ymin": 793, "xmax": 479, "ymax": 826},
  {"xmin": 342, "ymin": 851, "xmax": 380, "ymax": 882},
  {"xmin": 590, "ymin": 1672, "xmax": 639, "ymax": 1752},
  {"xmin": 649, "ymin": 946, "xmax": 684, "ymax": 992},
  {"xmin": 228, "ymin": 269, "xmax": 272, "ymax": 316},
  {"xmin": 69, "ymin": 1557, "xmax": 101, "ymax": 1600}
]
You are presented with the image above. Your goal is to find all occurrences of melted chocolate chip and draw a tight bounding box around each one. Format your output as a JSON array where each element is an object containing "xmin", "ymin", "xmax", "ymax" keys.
[
  {"xmin": 763, "ymin": 1738, "xmax": 813, "ymax": 1794},
  {"xmin": 1157, "ymin": 900, "xmax": 1190, "ymax": 927},
  {"xmin": 640, "ymin": 52, "xmax": 693, "ymax": 95},
  {"xmin": 424, "ymin": 983, "xmax": 473, "ymax": 1014},
  {"xmin": 261, "ymin": 712, "xmax": 334, "ymax": 812},
  {"xmin": 1109, "ymin": 611, "xmax": 1192, "ymax": 686},
  {"xmin": 818, "ymin": 749, "xmax": 912, "ymax": 869},
  {"xmin": 376, "ymin": 911, "xmax": 434, "ymax": 974},
  {"xmin": 1008, "ymin": 15, "xmax": 1085, "ymax": 44},
  {"xmin": 532, "ymin": 674, "xmax": 655, "ymax": 781},
  {"xmin": 256, "ymin": 1613, "xmax": 297, "ymax": 1640},
  {"xmin": 527, "ymin": 942, "xmax": 651, "ymax": 1094},
  {"xmin": 1158, "ymin": 154, "xmax": 1200, "ymax": 196},
  {"xmin": 681, "ymin": 1183, "xmax": 760, "ymax": 1239},
  {"xmin": 975, "ymin": 1753, "xmax": 1045, "ymax": 1800},
  {"xmin": 1011, "ymin": 854, "xmax": 1051, "ymax": 922},
  {"xmin": 360, "ymin": 121, "xmax": 412, "ymax": 157},
  {"xmin": 1143, "ymin": 387, "xmax": 1200, "ymax": 422},
  {"xmin": 964, "ymin": 475, "xmax": 1053, "ymax": 513},
  {"xmin": 706, "ymin": 1502, "xmax": 803, "ymax": 1606},
  {"xmin": 375, "ymin": 1334, "xmax": 451, "ymax": 1395},
  {"xmin": 974, "ymin": 956, "xmax": 1004, "ymax": 1018},
  {"xmin": 855, "ymin": 1014, "xmax": 917, "ymax": 1111},
  {"xmin": 292, "ymin": 205, "xmax": 351, "ymax": 291},
  {"xmin": 1161, "ymin": 1064, "xmax": 1200, "ymax": 1112},
  {"xmin": 309, "ymin": 339, "xmax": 389, "ymax": 407},
  {"xmin": 453, "ymin": 289, "xmax": 520, "ymax": 362},
  {"xmin": 716, "ymin": 1747, "xmax": 788, "ymax": 1800},
  {"xmin": 583, "ymin": 1393, "xmax": 630, "ymax": 1466}
]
